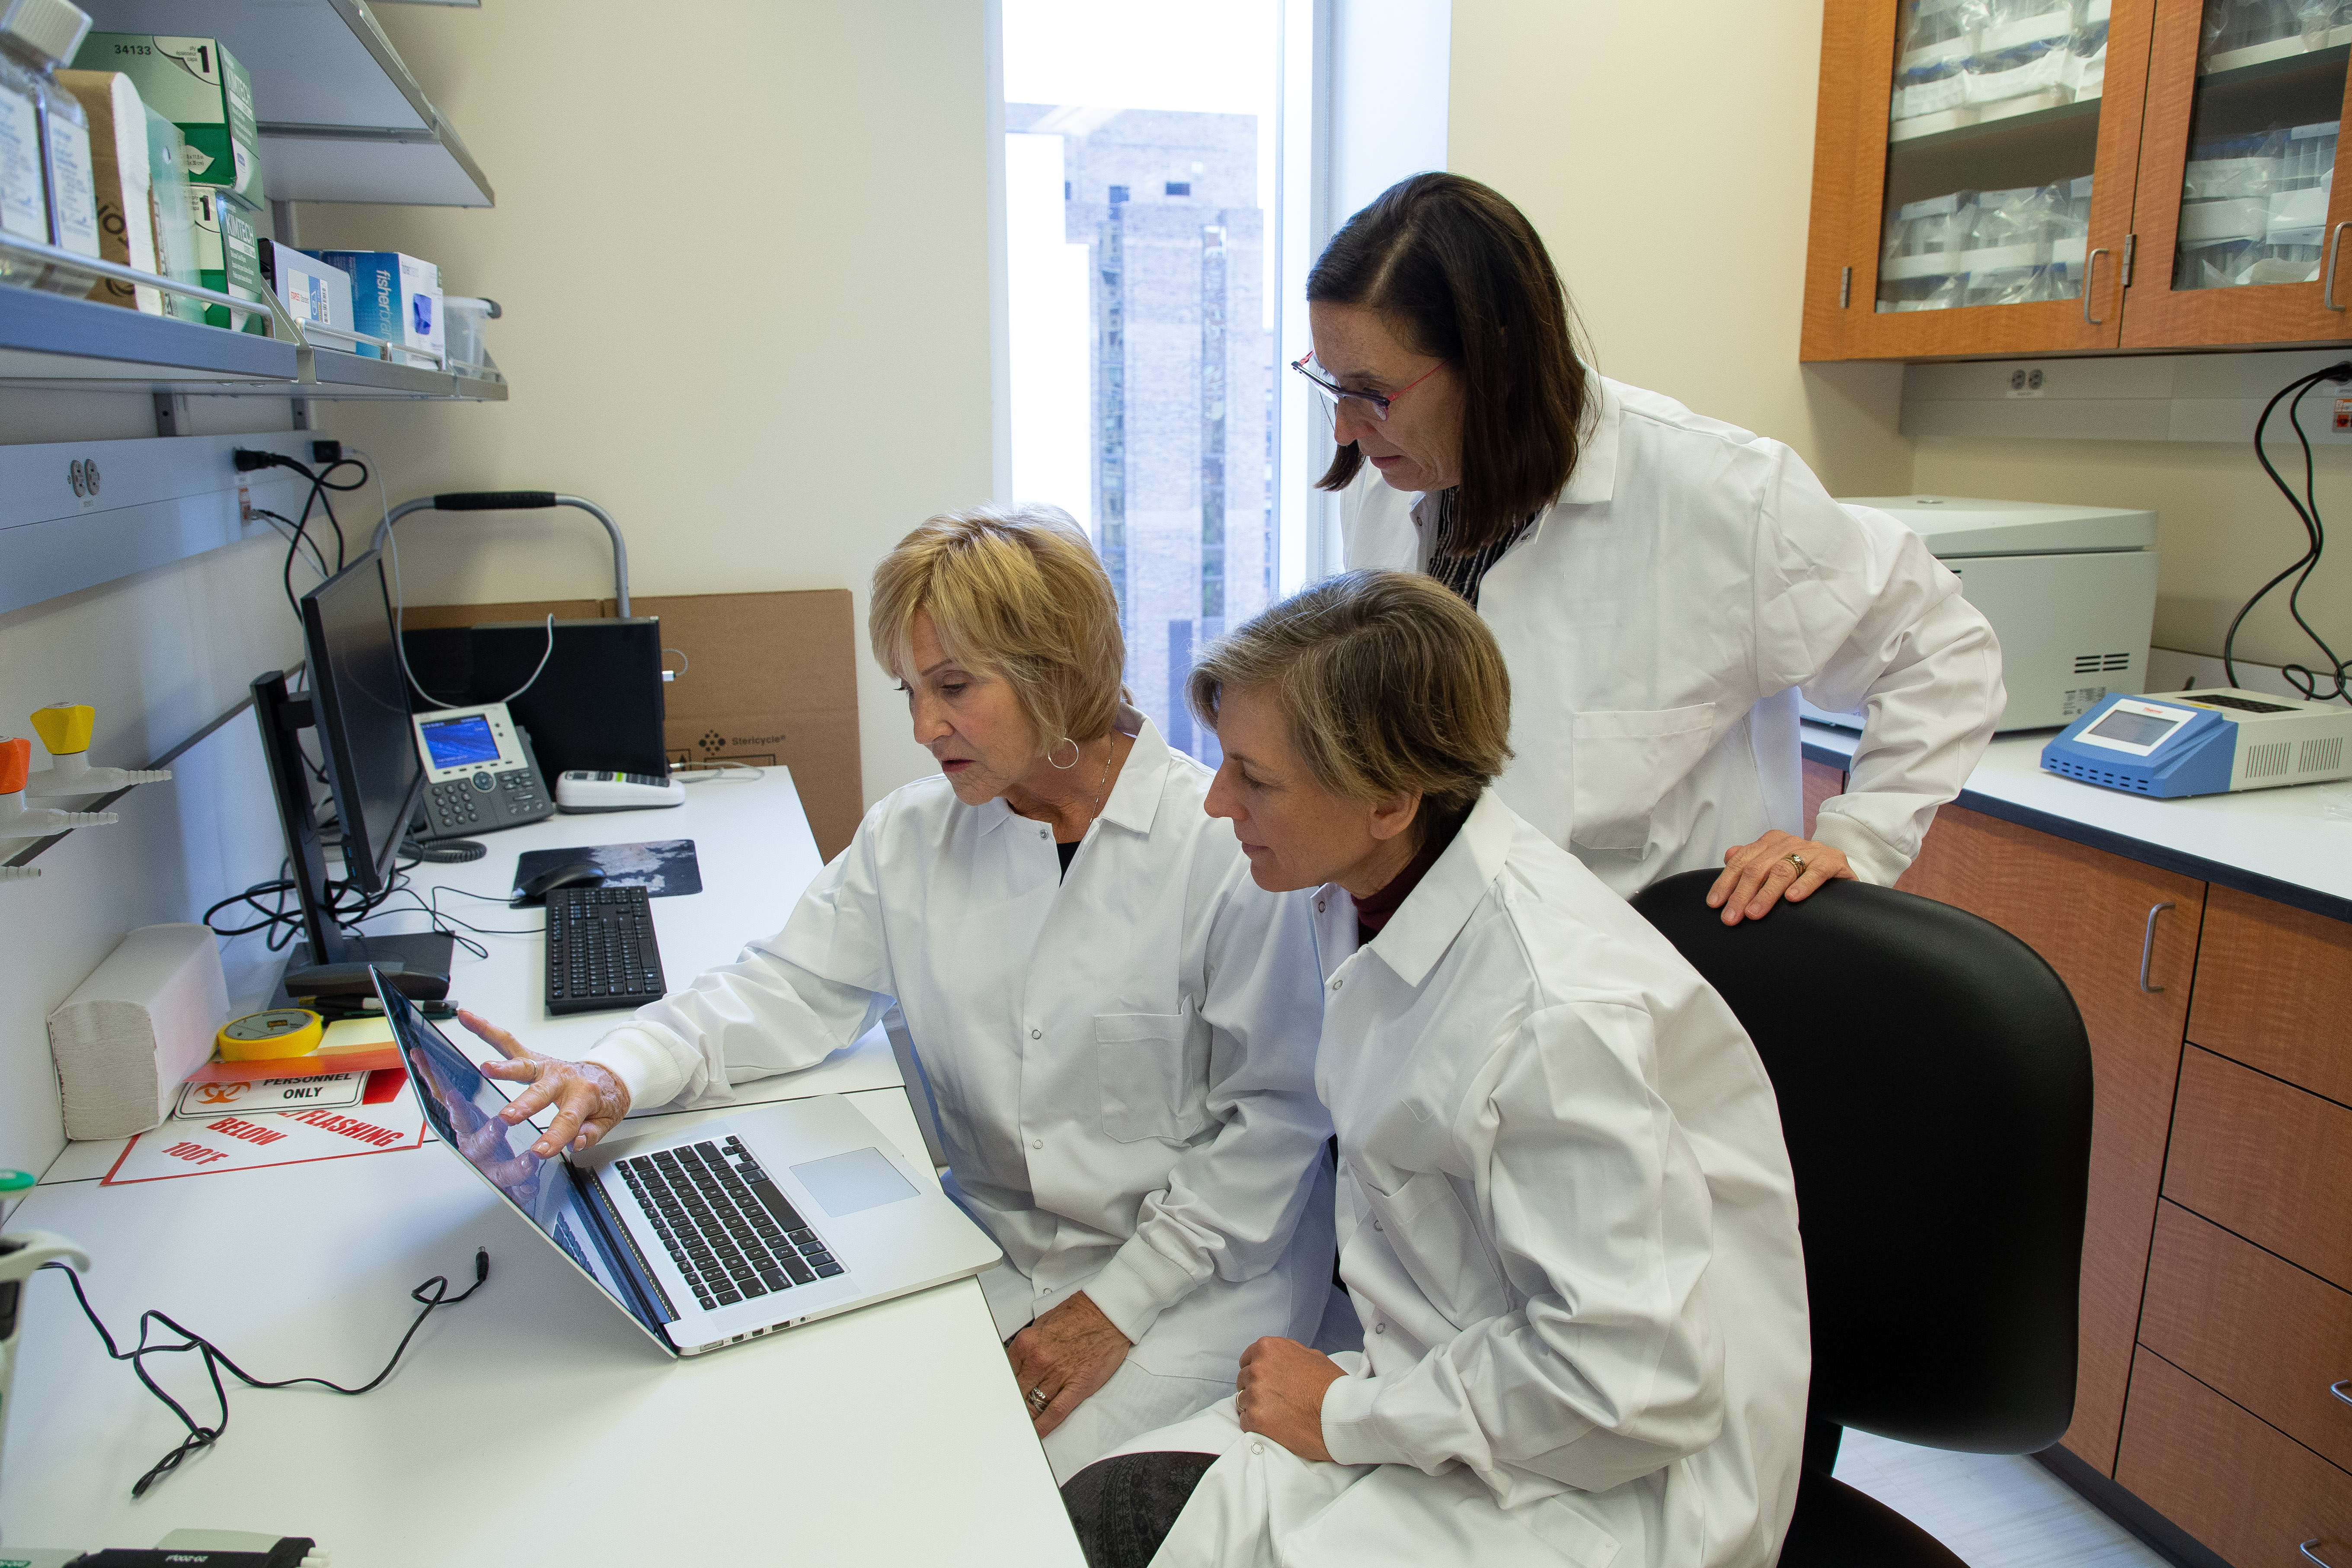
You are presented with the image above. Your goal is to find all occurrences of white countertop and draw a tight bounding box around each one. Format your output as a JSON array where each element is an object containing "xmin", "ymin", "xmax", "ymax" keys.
[{"xmin": 1803, "ymin": 723, "xmax": 2352, "ymax": 916}]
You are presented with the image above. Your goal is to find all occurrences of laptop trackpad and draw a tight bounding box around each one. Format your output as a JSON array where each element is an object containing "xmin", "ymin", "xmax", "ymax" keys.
[{"xmin": 791, "ymin": 1146, "xmax": 917, "ymax": 1217}]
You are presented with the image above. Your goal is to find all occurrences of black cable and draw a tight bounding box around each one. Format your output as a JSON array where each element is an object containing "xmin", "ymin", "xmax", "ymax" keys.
[
  {"xmin": 38, "ymin": 1248, "xmax": 489, "ymax": 1499},
  {"xmin": 251, "ymin": 508, "xmax": 331, "ymax": 584},
  {"xmin": 2226, "ymin": 360, "xmax": 2352, "ymax": 702}
]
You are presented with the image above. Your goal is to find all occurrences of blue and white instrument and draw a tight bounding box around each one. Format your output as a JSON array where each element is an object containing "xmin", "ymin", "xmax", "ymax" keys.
[{"xmin": 2041, "ymin": 688, "xmax": 2352, "ymax": 798}]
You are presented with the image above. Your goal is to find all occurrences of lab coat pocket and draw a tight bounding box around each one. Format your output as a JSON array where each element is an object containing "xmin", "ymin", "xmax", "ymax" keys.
[
  {"xmin": 1354, "ymin": 1169, "xmax": 1509, "ymax": 1332},
  {"xmin": 1093, "ymin": 1012, "xmax": 1205, "ymax": 1144},
  {"xmin": 1567, "ymin": 704, "xmax": 1718, "ymax": 854}
]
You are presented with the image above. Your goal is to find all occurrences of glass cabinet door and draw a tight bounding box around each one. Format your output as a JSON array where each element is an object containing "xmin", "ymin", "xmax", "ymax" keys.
[
  {"xmin": 1823, "ymin": 0, "xmax": 2154, "ymax": 356},
  {"xmin": 2123, "ymin": 0, "xmax": 2352, "ymax": 344}
]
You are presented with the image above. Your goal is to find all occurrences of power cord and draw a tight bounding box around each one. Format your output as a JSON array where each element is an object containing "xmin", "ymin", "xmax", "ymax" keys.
[
  {"xmin": 676, "ymin": 759, "xmax": 766, "ymax": 783},
  {"xmin": 38, "ymin": 1248, "xmax": 490, "ymax": 1499},
  {"xmin": 236, "ymin": 446, "xmax": 371, "ymax": 627},
  {"xmin": 2225, "ymin": 359, "xmax": 2352, "ymax": 703}
]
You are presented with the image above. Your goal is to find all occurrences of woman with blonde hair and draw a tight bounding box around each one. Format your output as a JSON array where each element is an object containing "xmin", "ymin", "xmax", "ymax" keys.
[
  {"xmin": 1064, "ymin": 570, "xmax": 1808, "ymax": 1568},
  {"xmin": 458, "ymin": 505, "xmax": 1335, "ymax": 1481}
]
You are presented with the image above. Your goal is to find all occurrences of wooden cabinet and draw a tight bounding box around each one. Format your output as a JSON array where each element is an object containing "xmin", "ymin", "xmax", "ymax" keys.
[
  {"xmin": 1803, "ymin": 0, "xmax": 2352, "ymax": 360},
  {"xmin": 1892, "ymin": 794, "xmax": 2352, "ymax": 1564},
  {"xmin": 2116, "ymin": 1350, "xmax": 2352, "ymax": 1568},
  {"xmin": 2138, "ymin": 1202, "xmax": 2352, "ymax": 1476},
  {"xmin": 1895, "ymin": 803, "xmax": 2202, "ymax": 1474}
]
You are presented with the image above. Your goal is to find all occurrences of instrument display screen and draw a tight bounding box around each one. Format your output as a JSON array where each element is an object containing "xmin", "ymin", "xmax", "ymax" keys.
[{"xmin": 2086, "ymin": 708, "xmax": 2186, "ymax": 748}]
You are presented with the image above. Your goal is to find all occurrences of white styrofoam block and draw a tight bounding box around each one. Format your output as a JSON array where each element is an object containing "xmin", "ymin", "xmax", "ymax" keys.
[{"xmin": 46, "ymin": 923, "xmax": 228, "ymax": 1140}]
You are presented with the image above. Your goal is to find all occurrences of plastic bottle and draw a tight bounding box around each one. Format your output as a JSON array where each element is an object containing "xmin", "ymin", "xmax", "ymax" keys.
[
  {"xmin": 0, "ymin": 0, "xmax": 97, "ymax": 296},
  {"xmin": 0, "ymin": 28, "xmax": 46, "ymax": 287}
]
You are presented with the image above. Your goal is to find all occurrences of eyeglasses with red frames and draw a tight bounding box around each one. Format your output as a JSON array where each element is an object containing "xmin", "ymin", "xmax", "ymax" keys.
[{"xmin": 1288, "ymin": 352, "xmax": 1443, "ymax": 422}]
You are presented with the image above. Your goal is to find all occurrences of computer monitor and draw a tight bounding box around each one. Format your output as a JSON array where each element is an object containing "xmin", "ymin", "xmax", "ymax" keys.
[
  {"xmin": 304, "ymin": 553, "xmax": 423, "ymax": 892},
  {"xmin": 251, "ymin": 550, "xmax": 450, "ymax": 979}
]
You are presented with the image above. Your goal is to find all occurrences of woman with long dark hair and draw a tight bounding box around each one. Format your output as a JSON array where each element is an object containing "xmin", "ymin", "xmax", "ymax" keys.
[{"xmin": 1294, "ymin": 173, "xmax": 2003, "ymax": 924}]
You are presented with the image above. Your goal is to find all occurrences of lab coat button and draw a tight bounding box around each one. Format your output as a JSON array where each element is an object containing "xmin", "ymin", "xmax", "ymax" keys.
[
  {"xmin": 1374, "ymin": 1322, "xmax": 1386, "ymax": 1334},
  {"xmin": 1030, "ymin": 1028, "xmax": 1042, "ymax": 1039},
  {"xmin": 1372, "ymin": 1220, "xmax": 1383, "ymax": 1231},
  {"xmin": 1329, "ymin": 978, "xmax": 1342, "ymax": 991},
  {"xmin": 1031, "ymin": 1138, "xmax": 1044, "ymax": 1150},
  {"xmin": 1250, "ymin": 1442, "xmax": 1265, "ymax": 1456},
  {"xmin": 1316, "ymin": 899, "xmax": 1326, "ymax": 913}
]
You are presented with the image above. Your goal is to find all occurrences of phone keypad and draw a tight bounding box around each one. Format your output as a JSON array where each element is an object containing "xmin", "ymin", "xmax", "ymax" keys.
[{"xmin": 424, "ymin": 769, "xmax": 549, "ymax": 837}]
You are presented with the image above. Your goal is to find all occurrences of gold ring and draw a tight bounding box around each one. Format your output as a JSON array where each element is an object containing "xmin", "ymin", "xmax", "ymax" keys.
[
  {"xmin": 1027, "ymin": 1386, "xmax": 1049, "ymax": 1408},
  {"xmin": 1784, "ymin": 853, "xmax": 1808, "ymax": 874}
]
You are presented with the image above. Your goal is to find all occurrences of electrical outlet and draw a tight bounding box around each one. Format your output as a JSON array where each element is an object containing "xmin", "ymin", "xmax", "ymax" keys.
[{"xmin": 238, "ymin": 478, "xmax": 254, "ymax": 522}]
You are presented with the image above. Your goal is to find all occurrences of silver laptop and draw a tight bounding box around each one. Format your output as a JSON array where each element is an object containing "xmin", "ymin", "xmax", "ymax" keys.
[{"xmin": 377, "ymin": 974, "xmax": 1002, "ymax": 1356}]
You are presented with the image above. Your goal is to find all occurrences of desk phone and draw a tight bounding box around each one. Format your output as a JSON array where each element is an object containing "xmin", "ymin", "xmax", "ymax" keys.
[{"xmin": 412, "ymin": 702, "xmax": 555, "ymax": 839}]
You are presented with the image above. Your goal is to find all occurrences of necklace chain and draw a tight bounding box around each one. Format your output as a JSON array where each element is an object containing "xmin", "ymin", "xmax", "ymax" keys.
[{"xmin": 1085, "ymin": 735, "xmax": 1115, "ymax": 824}]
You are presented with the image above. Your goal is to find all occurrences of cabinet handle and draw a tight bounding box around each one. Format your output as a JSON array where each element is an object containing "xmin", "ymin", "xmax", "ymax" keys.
[
  {"xmin": 2328, "ymin": 223, "xmax": 2351, "ymax": 312},
  {"xmin": 2300, "ymin": 1542, "xmax": 2342, "ymax": 1567},
  {"xmin": 1841, "ymin": 265, "xmax": 1853, "ymax": 309},
  {"xmin": 2084, "ymin": 248, "xmax": 2109, "ymax": 325},
  {"xmin": 2138, "ymin": 902, "xmax": 2174, "ymax": 993},
  {"xmin": 2332, "ymin": 1377, "xmax": 2352, "ymax": 1407}
]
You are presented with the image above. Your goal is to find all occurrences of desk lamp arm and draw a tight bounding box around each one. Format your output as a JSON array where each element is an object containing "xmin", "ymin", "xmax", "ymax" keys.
[{"xmin": 374, "ymin": 492, "xmax": 632, "ymax": 617}]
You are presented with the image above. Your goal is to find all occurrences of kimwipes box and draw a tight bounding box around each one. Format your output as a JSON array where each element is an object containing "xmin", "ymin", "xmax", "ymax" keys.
[
  {"xmin": 403, "ymin": 589, "xmax": 864, "ymax": 857},
  {"xmin": 72, "ymin": 32, "xmax": 264, "ymax": 209}
]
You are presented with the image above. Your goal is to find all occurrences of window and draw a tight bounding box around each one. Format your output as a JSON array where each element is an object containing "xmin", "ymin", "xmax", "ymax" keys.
[
  {"xmin": 999, "ymin": 0, "xmax": 1286, "ymax": 764},
  {"xmin": 994, "ymin": 1, "xmax": 1448, "ymax": 764}
]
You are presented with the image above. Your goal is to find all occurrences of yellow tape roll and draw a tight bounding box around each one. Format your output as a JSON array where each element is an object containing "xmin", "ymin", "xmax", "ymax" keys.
[{"xmin": 216, "ymin": 1008, "xmax": 326, "ymax": 1061}]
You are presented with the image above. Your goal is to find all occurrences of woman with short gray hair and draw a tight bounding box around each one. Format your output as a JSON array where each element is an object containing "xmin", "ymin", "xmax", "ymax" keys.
[
  {"xmin": 458, "ymin": 505, "xmax": 1336, "ymax": 1482},
  {"xmin": 1063, "ymin": 570, "xmax": 1809, "ymax": 1568}
]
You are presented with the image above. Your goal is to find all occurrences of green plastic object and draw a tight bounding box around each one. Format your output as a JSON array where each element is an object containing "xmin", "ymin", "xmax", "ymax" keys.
[{"xmin": 0, "ymin": 1169, "xmax": 34, "ymax": 1192}]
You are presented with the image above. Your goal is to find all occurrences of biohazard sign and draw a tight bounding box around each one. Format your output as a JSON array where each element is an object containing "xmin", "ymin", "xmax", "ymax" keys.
[{"xmin": 104, "ymin": 1081, "xmax": 427, "ymax": 1185}]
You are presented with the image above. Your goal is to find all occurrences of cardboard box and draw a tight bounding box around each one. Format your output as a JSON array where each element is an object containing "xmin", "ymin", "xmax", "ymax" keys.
[
  {"xmin": 73, "ymin": 32, "xmax": 263, "ymax": 209},
  {"xmin": 56, "ymin": 70, "xmax": 160, "ymax": 313},
  {"xmin": 188, "ymin": 185, "xmax": 262, "ymax": 332},
  {"xmin": 259, "ymin": 238, "xmax": 352, "ymax": 341},
  {"xmin": 405, "ymin": 590, "xmax": 865, "ymax": 858},
  {"xmin": 313, "ymin": 248, "xmax": 442, "ymax": 364}
]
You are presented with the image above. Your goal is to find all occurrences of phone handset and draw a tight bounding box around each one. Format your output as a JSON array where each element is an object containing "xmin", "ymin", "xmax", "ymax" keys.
[{"xmin": 412, "ymin": 701, "xmax": 556, "ymax": 840}]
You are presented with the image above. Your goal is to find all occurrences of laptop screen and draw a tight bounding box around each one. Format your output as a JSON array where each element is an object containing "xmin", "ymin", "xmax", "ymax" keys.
[{"xmin": 379, "ymin": 980, "xmax": 671, "ymax": 1334}]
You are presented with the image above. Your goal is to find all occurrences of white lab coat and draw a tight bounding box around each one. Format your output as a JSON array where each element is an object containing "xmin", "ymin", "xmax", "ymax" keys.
[
  {"xmin": 583, "ymin": 714, "xmax": 1335, "ymax": 1480},
  {"xmin": 1343, "ymin": 375, "xmax": 2004, "ymax": 896},
  {"xmin": 1112, "ymin": 792, "xmax": 1809, "ymax": 1568}
]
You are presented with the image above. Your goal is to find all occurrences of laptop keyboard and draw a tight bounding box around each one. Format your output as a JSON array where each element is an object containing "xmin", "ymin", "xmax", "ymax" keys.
[{"xmin": 615, "ymin": 1136, "xmax": 845, "ymax": 1312}]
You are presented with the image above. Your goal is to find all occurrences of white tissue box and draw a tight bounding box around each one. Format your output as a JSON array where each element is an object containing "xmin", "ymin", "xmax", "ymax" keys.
[{"xmin": 47, "ymin": 923, "xmax": 229, "ymax": 1140}]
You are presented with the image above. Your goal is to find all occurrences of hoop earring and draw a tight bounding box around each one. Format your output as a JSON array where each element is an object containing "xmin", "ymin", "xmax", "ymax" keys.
[{"xmin": 1047, "ymin": 737, "xmax": 1080, "ymax": 770}]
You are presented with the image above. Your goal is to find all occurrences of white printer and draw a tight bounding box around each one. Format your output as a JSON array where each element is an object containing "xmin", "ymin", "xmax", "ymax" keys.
[{"xmin": 1804, "ymin": 495, "xmax": 2160, "ymax": 734}]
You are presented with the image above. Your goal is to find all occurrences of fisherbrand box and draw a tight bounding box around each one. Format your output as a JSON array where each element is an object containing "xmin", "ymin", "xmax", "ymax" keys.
[
  {"xmin": 313, "ymin": 249, "xmax": 443, "ymax": 363},
  {"xmin": 73, "ymin": 33, "xmax": 264, "ymax": 209}
]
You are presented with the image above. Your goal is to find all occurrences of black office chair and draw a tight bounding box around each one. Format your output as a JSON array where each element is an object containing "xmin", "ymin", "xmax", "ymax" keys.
[{"xmin": 1629, "ymin": 871, "xmax": 2093, "ymax": 1568}]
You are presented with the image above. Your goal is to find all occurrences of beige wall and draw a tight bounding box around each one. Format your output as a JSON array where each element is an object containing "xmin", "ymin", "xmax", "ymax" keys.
[
  {"xmin": 1448, "ymin": 1, "xmax": 2350, "ymax": 682},
  {"xmin": 1446, "ymin": 0, "xmax": 1913, "ymax": 498},
  {"xmin": 300, "ymin": 1, "xmax": 997, "ymax": 806}
]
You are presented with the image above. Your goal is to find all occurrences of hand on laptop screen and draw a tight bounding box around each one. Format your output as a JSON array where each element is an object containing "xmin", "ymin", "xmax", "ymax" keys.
[
  {"xmin": 455, "ymin": 1009, "xmax": 633, "ymax": 1157},
  {"xmin": 389, "ymin": 990, "xmax": 563, "ymax": 1224}
]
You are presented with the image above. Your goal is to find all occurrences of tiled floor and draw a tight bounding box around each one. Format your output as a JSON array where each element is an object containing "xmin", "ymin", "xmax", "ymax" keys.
[{"xmin": 1832, "ymin": 1431, "xmax": 2173, "ymax": 1568}]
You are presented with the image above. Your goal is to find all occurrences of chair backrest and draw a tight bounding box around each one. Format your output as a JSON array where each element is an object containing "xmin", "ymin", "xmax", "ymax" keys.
[{"xmin": 1629, "ymin": 871, "xmax": 2092, "ymax": 1455}]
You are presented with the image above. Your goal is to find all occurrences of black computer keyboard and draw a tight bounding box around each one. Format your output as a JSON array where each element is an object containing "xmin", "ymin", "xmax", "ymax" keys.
[
  {"xmin": 544, "ymin": 885, "xmax": 667, "ymax": 1015},
  {"xmin": 615, "ymin": 1137, "xmax": 845, "ymax": 1311}
]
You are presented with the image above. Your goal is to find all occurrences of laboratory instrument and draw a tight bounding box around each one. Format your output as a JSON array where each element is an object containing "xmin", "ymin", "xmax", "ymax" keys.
[
  {"xmin": 2040, "ymin": 687, "xmax": 2352, "ymax": 796},
  {"xmin": 1812, "ymin": 495, "xmax": 2159, "ymax": 731}
]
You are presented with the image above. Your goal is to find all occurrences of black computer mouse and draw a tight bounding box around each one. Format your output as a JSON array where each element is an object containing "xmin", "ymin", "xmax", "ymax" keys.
[{"xmin": 514, "ymin": 861, "xmax": 607, "ymax": 906}]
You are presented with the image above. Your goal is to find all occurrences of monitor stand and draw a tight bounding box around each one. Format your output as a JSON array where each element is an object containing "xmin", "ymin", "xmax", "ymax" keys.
[{"xmin": 272, "ymin": 930, "xmax": 456, "ymax": 1007}]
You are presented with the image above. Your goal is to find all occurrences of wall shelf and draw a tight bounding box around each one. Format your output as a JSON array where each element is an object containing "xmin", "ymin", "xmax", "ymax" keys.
[
  {"xmin": 83, "ymin": 0, "xmax": 493, "ymax": 207},
  {"xmin": 1, "ymin": 243, "xmax": 507, "ymax": 402}
]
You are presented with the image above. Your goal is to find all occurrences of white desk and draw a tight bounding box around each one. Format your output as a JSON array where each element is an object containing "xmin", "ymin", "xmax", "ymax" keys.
[
  {"xmin": 2, "ymin": 771, "xmax": 1083, "ymax": 1565},
  {"xmin": 1802, "ymin": 722, "xmax": 2352, "ymax": 921}
]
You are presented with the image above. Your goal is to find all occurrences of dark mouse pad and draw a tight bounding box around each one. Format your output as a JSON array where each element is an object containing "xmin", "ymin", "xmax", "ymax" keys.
[{"xmin": 511, "ymin": 840, "xmax": 702, "ymax": 900}]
